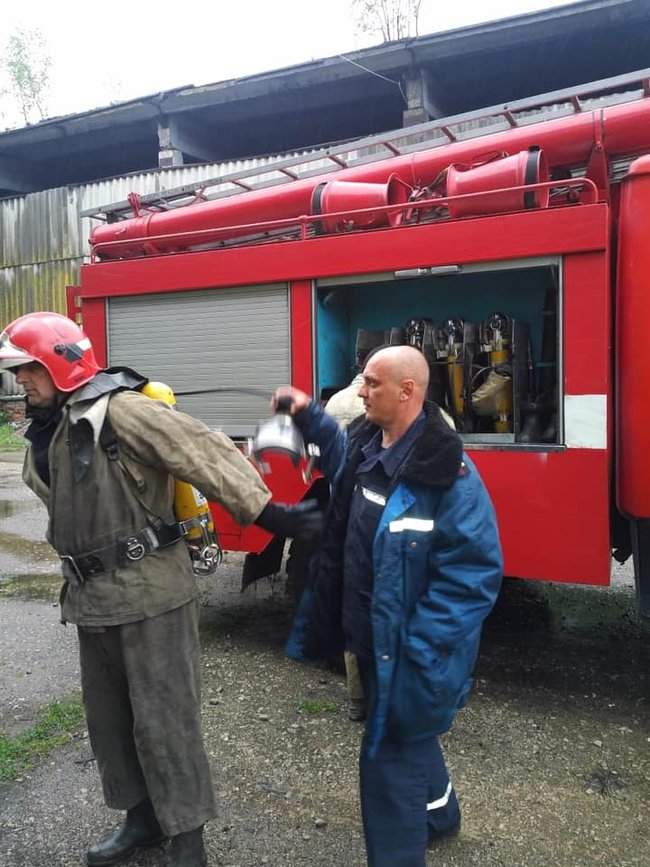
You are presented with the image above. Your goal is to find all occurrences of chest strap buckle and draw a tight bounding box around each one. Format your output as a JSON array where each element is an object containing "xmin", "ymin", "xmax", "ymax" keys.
[{"xmin": 125, "ymin": 537, "xmax": 146, "ymax": 561}]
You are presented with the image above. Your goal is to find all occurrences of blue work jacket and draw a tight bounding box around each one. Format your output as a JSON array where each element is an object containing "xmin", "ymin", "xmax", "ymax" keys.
[{"xmin": 286, "ymin": 401, "xmax": 503, "ymax": 756}]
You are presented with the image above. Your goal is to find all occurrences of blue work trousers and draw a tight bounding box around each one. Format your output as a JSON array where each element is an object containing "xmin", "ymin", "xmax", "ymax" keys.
[{"xmin": 358, "ymin": 659, "xmax": 461, "ymax": 867}]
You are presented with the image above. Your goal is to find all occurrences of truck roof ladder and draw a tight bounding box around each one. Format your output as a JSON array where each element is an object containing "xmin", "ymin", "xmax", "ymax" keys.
[{"xmin": 82, "ymin": 67, "xmax": 650, "ymax": 222}]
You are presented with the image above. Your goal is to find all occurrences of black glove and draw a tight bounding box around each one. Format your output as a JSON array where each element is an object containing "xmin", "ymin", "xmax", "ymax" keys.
[{"xmin": 255, "ymin": 500, "xmax": 323, "ymax": 542}]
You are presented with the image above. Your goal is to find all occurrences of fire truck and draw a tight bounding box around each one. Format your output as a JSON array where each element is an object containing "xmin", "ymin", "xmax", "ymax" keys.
[{"xmin": 74, "ymin": 69, "xmax": 650, "ymax": 613}]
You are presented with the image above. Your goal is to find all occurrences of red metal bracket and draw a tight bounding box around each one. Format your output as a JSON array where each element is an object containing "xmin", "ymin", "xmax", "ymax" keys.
[{"xmin": 66, "ymin": 285, "xmax": 83, "ymax": 324}]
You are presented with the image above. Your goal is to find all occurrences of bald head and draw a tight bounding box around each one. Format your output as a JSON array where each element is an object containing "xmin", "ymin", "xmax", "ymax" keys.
[
  {"xmin": 359, "ymin": 345, "xmax": 430, "ymax": 442},
  {"xmin": 368, "ymin": 346, "xmax": 430, "ymax": 396}
]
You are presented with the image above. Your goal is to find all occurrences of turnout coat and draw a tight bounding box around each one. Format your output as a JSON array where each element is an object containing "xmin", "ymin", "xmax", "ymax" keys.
[
  {"xmin": 22, "ymin": 371, "xmax": 271, "ymax": 626},
  {"xmin": 287, "ymin": 401, "xmax": 503, "ymax": 755}
]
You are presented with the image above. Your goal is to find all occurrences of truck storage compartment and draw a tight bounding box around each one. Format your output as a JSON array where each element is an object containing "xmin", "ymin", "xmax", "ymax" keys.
[{"xmin": 315, "ymin": 259, "xmax": 561, "ymax": 446}]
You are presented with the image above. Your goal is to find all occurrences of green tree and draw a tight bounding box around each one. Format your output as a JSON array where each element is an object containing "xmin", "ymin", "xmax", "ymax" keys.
[
  {"xmin": 3, "ymin": 27, "xmax": 51, "ymax": 125},
  {"xmin": 352, "ymin": 0, "xmax": 424, "ymax": 42}
]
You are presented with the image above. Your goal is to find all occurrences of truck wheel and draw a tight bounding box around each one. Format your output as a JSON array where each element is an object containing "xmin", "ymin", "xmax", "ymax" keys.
[{"xmin": 630, "ymin": 518, "xmax": 650, "ymax": 616}]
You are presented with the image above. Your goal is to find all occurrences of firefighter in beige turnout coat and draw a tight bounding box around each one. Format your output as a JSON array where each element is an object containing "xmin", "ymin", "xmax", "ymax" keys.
[{"xmin": 0, "ymin": 312, "xmax": 321, "ymax": 867}]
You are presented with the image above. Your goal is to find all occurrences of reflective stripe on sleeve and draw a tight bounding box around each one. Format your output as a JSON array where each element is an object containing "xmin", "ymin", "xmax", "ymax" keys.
[
  {"xmin": 389, "ymin": 517, "xmax": 434, "ymax": 533},
  {"xmin": 360, "ymin": 486, "xmax": 387, "ymax": 507},
  {"xmin": 427, "ymin": 781, "xmax": 453, "ymax": 811}
]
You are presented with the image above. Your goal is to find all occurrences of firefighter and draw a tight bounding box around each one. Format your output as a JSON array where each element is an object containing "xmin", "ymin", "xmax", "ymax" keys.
[
  {"xmin": 0, "ymin": 311, "xmax": 321, "ymax": 867},
  {"xmin": 279, "ymin": 345, "xmax": 502, "ymax": 867}
]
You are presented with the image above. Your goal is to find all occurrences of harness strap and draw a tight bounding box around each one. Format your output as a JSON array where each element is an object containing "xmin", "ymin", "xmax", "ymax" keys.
[{"xmin": 60, "ymin": 520, "xmax": 184, "ymax": 583}]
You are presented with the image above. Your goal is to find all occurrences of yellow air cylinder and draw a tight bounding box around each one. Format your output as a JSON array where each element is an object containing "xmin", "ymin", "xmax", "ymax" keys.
[
  {"xmin": 483, "ymin": 315, "xmax": 513, "ymax": 433},
  {"xmin": 445, "ymin": 320, "xmax": 465, "ymax": 421}
]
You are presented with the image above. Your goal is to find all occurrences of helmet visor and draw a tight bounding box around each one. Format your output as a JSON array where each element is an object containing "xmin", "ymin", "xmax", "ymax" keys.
[{"xmin": 0, "ymin": 331, "xmax": 36, "ymax": 370}]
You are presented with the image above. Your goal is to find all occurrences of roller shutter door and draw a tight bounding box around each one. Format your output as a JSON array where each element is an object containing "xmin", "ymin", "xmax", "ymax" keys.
[{"xmin": 107, "ymin": 284, "xmax": 290, "ymax": 436}]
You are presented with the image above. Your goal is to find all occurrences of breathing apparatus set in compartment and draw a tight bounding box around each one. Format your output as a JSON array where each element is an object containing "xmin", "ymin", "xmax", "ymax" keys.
[
  {"xmin": 352, "ymin": 310, "xmax": 536, "ymax": 439},
  {"xmin": 142, "ymin": 382, "xmax": 223, "ymax": 576},
  {"xmin": 472, "ymin": 313, "xmax": 515, "ymax": 433},
  {"xmin": 433, "ymin": 318, "xmax": 478, "ymax": 430},
  {"xmin": 465, "ymin": 312, "xmax": 534, "ymax": 438}
]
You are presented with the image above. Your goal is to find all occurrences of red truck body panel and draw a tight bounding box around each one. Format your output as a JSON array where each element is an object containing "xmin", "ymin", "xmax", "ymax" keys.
[{"xmin": 76, "ymin": 201, "xmax": 612, "ymax": 587}]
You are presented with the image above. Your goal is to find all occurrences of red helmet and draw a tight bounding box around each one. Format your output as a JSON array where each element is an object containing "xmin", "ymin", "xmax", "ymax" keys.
[{"xmin": 0, "ymin": 312, "xmax": 101, "ymax": 392}]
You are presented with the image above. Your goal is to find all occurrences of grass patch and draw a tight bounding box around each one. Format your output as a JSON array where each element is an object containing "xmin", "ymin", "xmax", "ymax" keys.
[
  {"xmin": 0, "ymin": 697, "xmax": 85, "ymax": 782},
  {"xmin": 0, "ymin": 421, "xmax": 25, "ymax": 451},
  {"xmin": 298, "ymin": 698, "xmax": 338, "ymax": 716},
  {"xmin": 0, "ymin": 573, "xmax": 61, "ymax": 602}
]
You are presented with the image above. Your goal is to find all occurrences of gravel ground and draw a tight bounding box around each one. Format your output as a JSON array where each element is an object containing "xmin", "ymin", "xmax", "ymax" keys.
[
  {"xmin": 1, "ymin": 453, "xmax": 649, "ymax": 867},
  {"xmin": 0, "ymin": 599, "xmax": 80, "ymax": 737}
]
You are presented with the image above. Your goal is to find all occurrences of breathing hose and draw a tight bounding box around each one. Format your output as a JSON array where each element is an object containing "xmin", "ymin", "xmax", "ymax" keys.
[{"xmin": 174, "ymin": 386, "xmax": 273, "ymax": 399}]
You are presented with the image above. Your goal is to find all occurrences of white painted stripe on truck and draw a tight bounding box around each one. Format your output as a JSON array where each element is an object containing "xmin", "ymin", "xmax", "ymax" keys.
[{"xmin": 564, "ymin": 394, "xmax": 607, "ymax": 449}]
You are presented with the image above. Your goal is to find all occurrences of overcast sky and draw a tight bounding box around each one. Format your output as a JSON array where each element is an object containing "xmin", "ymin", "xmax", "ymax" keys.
[{"xmin": 2, "ymin": 0, "xmax": 576, "ymax": 125}]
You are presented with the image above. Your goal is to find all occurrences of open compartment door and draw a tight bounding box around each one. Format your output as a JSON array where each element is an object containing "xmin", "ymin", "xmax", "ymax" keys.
[{"xmin": 313, "ymin": 208, "xmax": 611, "ymax": 587}]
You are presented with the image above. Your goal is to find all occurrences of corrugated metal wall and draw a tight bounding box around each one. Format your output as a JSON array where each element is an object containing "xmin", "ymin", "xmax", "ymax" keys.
[{"xmin": 0, "ymin": 187, "xmax": 81, "ymax": 323}]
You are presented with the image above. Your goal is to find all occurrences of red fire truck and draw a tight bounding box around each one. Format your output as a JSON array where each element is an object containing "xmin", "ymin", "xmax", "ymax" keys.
[{"xmin": 74, "ymin": 69, "xmax": 650, "ymax": 612}]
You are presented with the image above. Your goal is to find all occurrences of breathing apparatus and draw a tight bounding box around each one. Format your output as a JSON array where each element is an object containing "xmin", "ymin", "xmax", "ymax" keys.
[
  {"xmin": 436, "ymin": 317, "xmax": 466, "ymax": 425},
  {"xmin": 141, "ymin": 382, "xmax": 222, "ymax": 575},
  {"xmin": 473, "ymin": 312, "xmax": 514, "ymax": 433}
]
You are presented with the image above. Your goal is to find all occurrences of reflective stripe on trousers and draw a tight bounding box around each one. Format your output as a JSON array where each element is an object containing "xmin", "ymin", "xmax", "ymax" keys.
[{"xmin": 427, "ymin": 779, "xmax": 453, "ymax": 812}]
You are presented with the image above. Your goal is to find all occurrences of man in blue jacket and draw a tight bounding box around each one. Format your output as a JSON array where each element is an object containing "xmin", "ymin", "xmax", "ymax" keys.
[{"xmin": 278, "ymin": 345, "xmax": 503, "ymax": 867}]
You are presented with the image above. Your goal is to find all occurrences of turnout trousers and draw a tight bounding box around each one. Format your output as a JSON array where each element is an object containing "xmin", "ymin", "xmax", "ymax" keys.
[
  {"xmin": 77, "ymin": 600, "xmax": 217, "ymax": 837},
  {"xmin": 359, "ymin": 660, "xmax": 461, "ymax": 867}
]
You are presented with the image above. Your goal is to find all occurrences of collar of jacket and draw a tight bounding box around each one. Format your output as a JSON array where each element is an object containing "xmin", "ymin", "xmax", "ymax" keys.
[
  {"xmin": 346, "ymin": 401, "xmax": 463, "ymax": 490},
  {"xmin": 65, "ymin": 368, "xmax": 148, "ymax": 483},
  {"xmin": 68, "ymin": 367, "xmax": 147, "ymax": 407}
]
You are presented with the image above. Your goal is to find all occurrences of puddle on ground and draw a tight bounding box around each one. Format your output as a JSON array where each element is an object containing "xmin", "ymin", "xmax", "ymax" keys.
[
  {"xmin": 0, "ymin": 499, "xmax": 38, "ymax": 518},
  {"xmin": 0, "ymin": 572, "xmax": 61, "ymax": 601},
  {"xmin": 0, "ymin": 527, "xmax": 58, "ymax": 564}
]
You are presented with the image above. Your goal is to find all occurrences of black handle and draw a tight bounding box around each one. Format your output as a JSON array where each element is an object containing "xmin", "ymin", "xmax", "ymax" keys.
[{"xmin": 275, "ymin": 395, "xmax": 294, "ymax": 414}]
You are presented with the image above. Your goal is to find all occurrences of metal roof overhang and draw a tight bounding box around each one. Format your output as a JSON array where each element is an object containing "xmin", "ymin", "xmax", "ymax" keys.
[{"xmin": 0, "ymin": 0, "xmax": 649, "ymax": 190}]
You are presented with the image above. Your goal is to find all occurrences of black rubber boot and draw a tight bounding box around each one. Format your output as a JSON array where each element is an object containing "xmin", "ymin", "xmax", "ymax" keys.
[
  {"xmin": 348, "ymin": 698, "xmax": 367, "ymax": 722},
  {"xmin": 166, "ymin": 825, "xmax": 207, "ymax": 867},
  {"xmin": 86, "ymin": 798, "xmax": 166, "ymax": 866}
]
